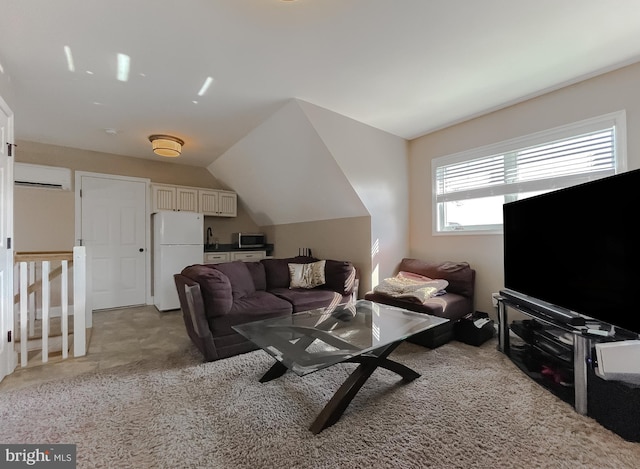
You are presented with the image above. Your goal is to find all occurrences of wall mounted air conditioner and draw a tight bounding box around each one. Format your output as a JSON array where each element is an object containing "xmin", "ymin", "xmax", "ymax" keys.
[{"xmin": 14, "ymin": 163, "xmax": 72, "ymax": 190}]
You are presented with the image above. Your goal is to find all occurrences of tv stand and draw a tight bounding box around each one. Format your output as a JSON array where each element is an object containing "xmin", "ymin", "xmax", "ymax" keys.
[
  {"xmin": 497, "ymin": 295, "xmax": 590, "ymax": 414},
  {"xmin": 497, "ymin": 295, "xmax": 640, "ymax": 441},
  {"xmin": 499, "ymin": 289, "xmax": 585, "ymax": 326}
]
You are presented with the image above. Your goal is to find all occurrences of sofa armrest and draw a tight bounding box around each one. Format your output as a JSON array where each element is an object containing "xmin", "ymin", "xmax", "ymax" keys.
[
  {"xmin": 183, "ymin": 283, "xmax": 210, "ymax": 339},
  {"xmin": 179, "ymin": 265, "xmax": 233, "ymax": 317},
  {"xmin": 398, "ymin": 258, "xmax": 475, "ymax": 300},
  {"xmin": 324, "ymin": 260, "xmax": 357, "ymax": 296},
  {"xmin": 174, "ymin": 274, "xmax": 220, "ymax": 361}
]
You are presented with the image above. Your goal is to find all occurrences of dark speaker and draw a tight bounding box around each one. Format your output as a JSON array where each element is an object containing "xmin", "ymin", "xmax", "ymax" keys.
[
  {"xmin": 454, "ymin": 311, "xmax": 495, "ymax": 346},
  {"xmin": 587, "ymin": 366, "xmax": 640, "ymax": 442}
]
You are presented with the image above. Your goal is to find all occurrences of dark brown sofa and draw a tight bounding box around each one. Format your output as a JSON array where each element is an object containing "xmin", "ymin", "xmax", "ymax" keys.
[
  {"xmin": 364, "ymin": 257, "xmax": 475, "ymax": 347},
  {"xmin": 174, "ymin": 256, "xmax": 357, "ymax": 361}
]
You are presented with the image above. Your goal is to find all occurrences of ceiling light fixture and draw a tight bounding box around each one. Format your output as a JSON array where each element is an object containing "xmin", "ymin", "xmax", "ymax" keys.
[{"xmin": 148, "ymin": 134, "xmax": 184, "ymax": 158}]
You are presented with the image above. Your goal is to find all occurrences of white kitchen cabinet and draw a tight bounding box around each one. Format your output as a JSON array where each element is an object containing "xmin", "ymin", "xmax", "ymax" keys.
[
  {"xmin": 204, "ymin": 252, "xmax": 230, "ymax": 264},
  {"xmin": 151, "ymin": 184, "xmax": 236, "ymax": 216},
  {"xmin": 217, "ymin": 191, "xmax": 237, "ymax": 217},
  {"xmin": 199, "ymin": 189, "xmax": 237, "ymax": 217},
  {"xmin": 204, "ymin": 250, "xmax": 265, "ymax": 263},
  {"xmin": 175, "ymin": 187, "xmax": 199, "ymax": 212},
  {"xmin": 198, "ymin": 190, "xmax": 218, "ymax": 215},
  {"xmin": 230, "ymin": 251, "xmax": 266, "ymax": 262},
  {"xmin": 151, "ymin": 184, "xmax": 176, "ymax": 212},
  {"xmin": 152, "ymin": 183, "xmax": 197, "ymax": 212}
]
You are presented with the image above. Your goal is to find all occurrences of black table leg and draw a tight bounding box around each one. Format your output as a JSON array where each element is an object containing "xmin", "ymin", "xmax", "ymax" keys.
[
  {"xmin": 259, "ymin": 361, "xmax": 288, "ymax": 383},
  {"xmin": 348, "ymin": 355, "xmax": 420, "ymax": 382},
  {"xmin": 309, "ymin": 340, "xmax": 418, "ymax": 434}
]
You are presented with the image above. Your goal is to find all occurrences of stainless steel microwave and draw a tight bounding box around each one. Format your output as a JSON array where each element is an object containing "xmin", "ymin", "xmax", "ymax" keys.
[{"xmin": 232, "ymin": 232, "xmax": 266, "ymax": 248}]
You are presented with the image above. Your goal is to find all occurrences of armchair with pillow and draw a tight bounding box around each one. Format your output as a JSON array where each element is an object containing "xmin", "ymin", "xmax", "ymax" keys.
[{"xmin": 174, "ymin": 256, "xmax": 357, "ymax": 361}]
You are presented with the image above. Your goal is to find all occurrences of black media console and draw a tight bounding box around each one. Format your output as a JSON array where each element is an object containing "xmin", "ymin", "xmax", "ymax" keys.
[
  {"xmin": 497, "ymin": 293, "xmax": 590, "ymax": 414},
  {"xmin": 497, "ymin": 292, "xmax": 640, "ymax": 442}
]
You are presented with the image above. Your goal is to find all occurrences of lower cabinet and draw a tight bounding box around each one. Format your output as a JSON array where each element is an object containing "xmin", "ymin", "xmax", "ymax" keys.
[
  {"xmin": 230, "ymin": 251, "xmax": 266, "ymax": 262},
  {"xmin": 203, "ymin": 251, "xmax": 266, "ymax": 264},
  {"xmin": 204, "ymin": 252, "xmax": 230, "ymax": 264}
]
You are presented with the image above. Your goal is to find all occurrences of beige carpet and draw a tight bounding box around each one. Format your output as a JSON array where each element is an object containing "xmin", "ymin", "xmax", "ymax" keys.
[{"xmin": 1, "ymin": 339, "xmax": 639, "ymax": 469}]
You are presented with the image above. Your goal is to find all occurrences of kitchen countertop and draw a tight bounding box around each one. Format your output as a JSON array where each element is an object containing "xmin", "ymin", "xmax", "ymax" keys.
[{"xmin": 204, "ymin": 243, "xmax": 273, "ymax": 255}]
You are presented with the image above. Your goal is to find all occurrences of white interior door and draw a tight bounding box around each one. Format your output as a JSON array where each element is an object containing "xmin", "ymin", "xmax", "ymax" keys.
[
  {"xmin": 80, "ymin": 175, "xmax": 147, "ymax": 310},
  {"xmin": 0, "ymin": 97, "xmax": 15, "ymax": 382}
]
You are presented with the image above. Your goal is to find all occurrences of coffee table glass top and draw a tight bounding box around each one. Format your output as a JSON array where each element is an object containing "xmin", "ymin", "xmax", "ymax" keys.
[{"xmin": 233, "ymin": 300, "xmax": 449, "ymax": 377}]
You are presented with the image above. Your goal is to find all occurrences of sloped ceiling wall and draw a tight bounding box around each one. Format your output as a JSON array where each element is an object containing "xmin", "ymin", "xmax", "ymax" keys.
[
  {"xmin": 208, "ymin": 100, "xmax": 368, "ymax": 226},
  {"xmin": 208, "ymin": 98, "xmax": 409, "ymax": 282},
  {"xmin": 295, "ymin": 100, "xmax": 410, "ymax": 287}
]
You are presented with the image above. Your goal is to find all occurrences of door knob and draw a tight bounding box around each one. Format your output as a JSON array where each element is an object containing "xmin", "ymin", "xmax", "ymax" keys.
[{"xmin": 139, "ymin": 248, "xmax": 144, "ymax": 252}]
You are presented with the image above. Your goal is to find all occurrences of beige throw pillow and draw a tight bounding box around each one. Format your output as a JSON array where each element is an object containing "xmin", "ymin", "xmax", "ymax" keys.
[{"xmin": 289, "ymin": 260, "xmax": 326, "ymax": 289}]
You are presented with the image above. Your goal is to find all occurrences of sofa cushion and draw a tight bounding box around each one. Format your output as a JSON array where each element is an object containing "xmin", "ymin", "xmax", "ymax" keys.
[
  {"xmin": 397, "ymin": 258, "xmax": 474, "ymax": 298},
  {"xmin": 262, "ymin": 256, "xmax": 317, "ymax": 289},
  {"xmin": 232, "ymin": 292, "xmax": 293, "ymax": 318},
  {"xmin": 289, "ymin": 260, "xmax": 326, "ymax": 289},
  {"xmin": 245, "ymin": 261, "xmax": 267, "ymax": 291},
  {"xmin": 364, "ymin": 291, "xmax": 471, "ymax": 321},
  {"xmin": 270, "ymin": 287, "xmax": 344, "ymax": 313},
  {"xmin": 324, "ymin": 260, "xmax": 356, "ymax": 295},
  {"xmin": 180, "ymin": 265, "xmax": 233, "ymax": 317},
  {"xmin": 209, "ymin": 291, "xmax": 293, "ymax": 337},
  {"xmin": 214, "ymin": 261, "xmax": 255, "ymax": 300}
]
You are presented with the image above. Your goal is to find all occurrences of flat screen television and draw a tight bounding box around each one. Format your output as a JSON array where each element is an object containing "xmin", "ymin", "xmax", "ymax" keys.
[{"xmin": 503, "ymin": 168, "xmax": 640, "ymax": 336}]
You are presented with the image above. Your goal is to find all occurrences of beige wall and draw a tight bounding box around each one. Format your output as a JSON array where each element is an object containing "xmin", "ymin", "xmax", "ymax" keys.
[
  {"xmin": 16, "ymin": 140, "xmax": 221, "ymax": 187},
  {"xmin": 262, "ymin": 216, "xmax": 372, "ymax": 297},
  {"xmin": 409, "ymin": 61, "xmax": 640, "ymax": 316},
  {"xmin": 14, "ymin": 140, "xmax": 259, "ymax": 251},
  {"xmin": 14, "ymin": 187, "xmax": 75, "ymax": 251}
]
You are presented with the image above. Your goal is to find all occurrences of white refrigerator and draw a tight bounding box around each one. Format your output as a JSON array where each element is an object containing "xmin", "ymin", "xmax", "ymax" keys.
[{"xmin": 153, "ymin": 211, "xmax": 203, "ymax": 311}]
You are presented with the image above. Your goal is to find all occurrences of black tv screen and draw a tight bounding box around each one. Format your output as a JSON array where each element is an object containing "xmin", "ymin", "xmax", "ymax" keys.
[{"xmin": 503, "ymin": 168, "xmax": 640, "ymax": 335}]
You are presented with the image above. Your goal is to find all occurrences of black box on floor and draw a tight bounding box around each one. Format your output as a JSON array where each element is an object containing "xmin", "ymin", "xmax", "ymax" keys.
[
  {"xmin": 454, "ymin": 311, "xmax": 495, "ymax": 346},
  {"xmin": 588, "ymin": 367, "xmax": 640, "ymax": 442},
  {"xmin": 408, "ymin": 320, "xmax": 454, "ymax": 349}
]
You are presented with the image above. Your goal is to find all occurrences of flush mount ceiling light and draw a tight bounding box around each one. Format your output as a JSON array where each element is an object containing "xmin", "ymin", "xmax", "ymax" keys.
[{"xmin": 148, "ymin": 134, "xmax": 184, "ymax": 158}]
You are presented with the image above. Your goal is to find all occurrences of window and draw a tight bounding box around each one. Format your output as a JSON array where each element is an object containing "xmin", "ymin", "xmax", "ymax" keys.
[{"xmin": 432, "ymin": 111, "xmax": 626, "ymax": 234}]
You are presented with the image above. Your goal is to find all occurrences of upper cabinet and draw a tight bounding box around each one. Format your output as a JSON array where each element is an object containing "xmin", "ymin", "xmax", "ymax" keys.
[
  {"xmin": 176, "ymin": 187, "xmax": 199, "ymax": 212},
  {"xmin": 199, "ymin": 189, "xmax": 237, "ymax": 217},
  {"xmin": 151, "ymin": 184, "xmax": 236, "ymax": 217},
  {"xmin": 151, "ymin": 184, "xmax": 177, "ymax": 212}
]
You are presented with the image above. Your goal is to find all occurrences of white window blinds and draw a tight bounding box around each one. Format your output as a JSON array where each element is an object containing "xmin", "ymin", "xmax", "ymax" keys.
[
  {"xmin": 431, "ymin": 111, "xmax": 626, "ymax": 233},
  {"xmin": 436, "ymin": 128, "xmax": 615, "ymax": 203}
]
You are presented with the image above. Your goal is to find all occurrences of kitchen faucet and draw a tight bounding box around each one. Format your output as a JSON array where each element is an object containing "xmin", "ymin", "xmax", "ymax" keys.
[{"xmin": 206, "ymin": 227, "xmax": 213, "ymax": 247}]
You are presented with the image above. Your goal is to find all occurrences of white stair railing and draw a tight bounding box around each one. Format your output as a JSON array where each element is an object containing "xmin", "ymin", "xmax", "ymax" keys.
[
  {"xmin": 13, "ymin": 246, "xmax": 88, "ymax": 367},
  {"xmin": 73, "ymin": 246, "xmax": 86, "ymax": 357}
]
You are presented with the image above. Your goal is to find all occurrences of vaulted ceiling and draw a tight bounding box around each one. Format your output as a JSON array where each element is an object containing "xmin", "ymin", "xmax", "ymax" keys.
[{"xmin": 1, "ymin": 0, "xmax": 640, "ymax": 167}]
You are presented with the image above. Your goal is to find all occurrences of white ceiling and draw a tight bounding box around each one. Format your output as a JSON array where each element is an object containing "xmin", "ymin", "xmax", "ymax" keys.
[{"xmin": 1, "ymin": 0, "xmax": 640, "ymax": 168}]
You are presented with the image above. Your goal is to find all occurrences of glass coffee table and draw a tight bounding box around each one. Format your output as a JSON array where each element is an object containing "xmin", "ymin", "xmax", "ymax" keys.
[{"xmin": 233, "ymin": 299, "xmax": 449, "ymax": 434}]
